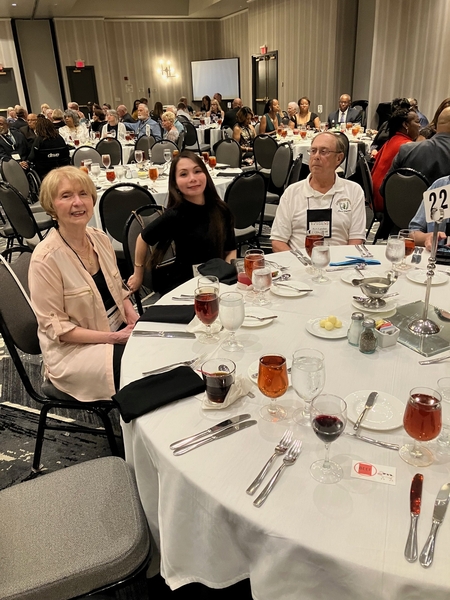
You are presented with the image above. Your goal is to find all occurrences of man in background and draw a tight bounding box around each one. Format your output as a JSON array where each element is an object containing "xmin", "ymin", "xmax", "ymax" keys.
[
  {"xmin": 19, "ymin": 113, "xmax": 37, "ymax": 150},
  {"xmin": 67, "ymin": 102, "xmax": 85, "ymax": 120},
  {"xmin": 124, "ymin": 104, "xmax": 161, "ymax": 140},
  {"xmin": 117, "ymin": 105, "xmax": 135, "ymax": 123},
  {"xmin": 9, "ymin": 107, "xmax": 28, "ymax": 130},
  {"xmin": 327, "ymin": 94, "xmax": 362, "ymax": 128},
  {"xmin": 222, "ymin": 98, "xmax": 242, "ymax": 130},
  {"xmin": 0, "ymin": 116, "xmax": 29, "ymax": 167}
]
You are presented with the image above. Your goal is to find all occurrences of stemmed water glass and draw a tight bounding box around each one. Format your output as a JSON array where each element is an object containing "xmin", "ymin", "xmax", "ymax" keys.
[
  {"xmin": 311, "ymin": 240, "xmax": 330, "ymax": 283},
  {"xmin": 134, "ymin": 150, "xmax": 144, "ymax": 168},
  {"xmin": 292, "ymin": 348, "xmax": 325, "ymax": 426},
  {"xmin": 219, "ymin": 291, "xmax": 245, "ymax": 352},
  {"xmin": 91, "ymin": 163, "xmax": 101, "ymax": 184},
  {"xmin": 163, "ymin": 149, "xmax": 172, "ymax": 173},
  {"xmin": 102, "ymin": 154, "xmax": 111, "ymax": 169},
  {"xmin": 385, "ymin": 234, "xmax": 405, "ymax": 274},
  {"xmin": 400, "ymin": 387, "xmax": 442, "ymax": 467},
  {"xmin": 397, "ymin": 229, "xmax": 415, "ymax": 270},
  {"xmin": 194, "ymin": 285, "xmax": 220, "ymax": 344},
  {"xmin": 310, "ymin": 394, "xmax": 347, "ymax": 484},
  {"xmin": 436, "ymin": 378, "xmax": 450, "ymax": 452},
  {"xmin": 258, "ymin": 354, "xmax": 289, "ymax": 422},
  {"xmin": 252, "ymin": 266, "xmax": 272, "ymax": 305}
]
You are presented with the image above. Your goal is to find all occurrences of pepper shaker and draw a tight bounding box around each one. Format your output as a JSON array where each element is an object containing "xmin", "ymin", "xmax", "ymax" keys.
[{"xmin": 359, "ymin": 318, "xmax": 378, "ymax": 354}]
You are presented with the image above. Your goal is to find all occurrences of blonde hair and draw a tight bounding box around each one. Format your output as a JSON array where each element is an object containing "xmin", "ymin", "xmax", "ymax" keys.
[
  {"xmin": 40, "ymin": 166, "xmax": 97, "ymax": 219},
  {"xmin": 161, "ymin": 111, "xmax": 175, "ymax": 124}
]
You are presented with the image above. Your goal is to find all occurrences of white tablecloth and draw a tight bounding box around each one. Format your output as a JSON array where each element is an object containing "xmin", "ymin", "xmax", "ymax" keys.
[
  {"xmin": 121, "ymin": 246, "xmax": 450, "ymax": 600},
  {"xmin": 197, "ymin": 126, "xmax": 223, "ymax": 153}
]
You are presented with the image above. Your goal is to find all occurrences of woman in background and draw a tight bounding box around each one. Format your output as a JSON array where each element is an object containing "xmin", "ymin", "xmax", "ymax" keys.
[
  {"xmin": 233, "ymin": 106, "xmax": 256, "ymax": 159},
  {"xmin": 161, "ymin": 111, "xmax": 180, "ymax": 144},
  {"xmin": 59, "ymin": 109, "xmax": 89, "ymax": 144},
  {"xmin": 207, "ymin": 99, "xmax": 224, "ymax": 122},
  {"xmin": 259, "ymin": 99, "xmax": 282, "ymax": 134},
  {"xmin": 200, "ymin": 95, "xmax": 211, "ymax": 113},
  {"xmin": 100, "ymin": 109, "xmax": 126, "ymax": 139},
  {"xmin": 28, "ymin": 115, "xmax": 70, "ymax": 179},
  {"xmin": 294, "ymin": 97, "xmax": 320, "ymax": 129},
  {"xmin": 131, "ymin": 99, "xmax": 141, "ymax": 121}
]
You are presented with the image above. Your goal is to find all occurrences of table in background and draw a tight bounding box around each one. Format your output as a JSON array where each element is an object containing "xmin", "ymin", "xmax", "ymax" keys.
[
  {"xmin": 196, "ymin": 125, "xmax": 223, "ymax": 153},
  {"xmin": 70, "ymin": 141, "xmax": 135, "ymax": 165},
  {"xmin": 121, "ymin": 246, "xmax": 450, "ymax": 600}
]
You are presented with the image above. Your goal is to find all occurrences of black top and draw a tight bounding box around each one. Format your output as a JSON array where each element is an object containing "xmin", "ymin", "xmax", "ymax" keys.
[
  {"xmin": 91, "ymin": 119, "xmax": 106, "ymax": 133},
  {"xmin": 222, "ymin": 107, "xmax": 239, "ymax": 130},
  {"xmin": 92, "ymin": 269, "xmax": 115, "ymax": 311},
  {"xmin": 121, "ymin": 113, "xmax": 136, "ymax": 124},
  {"xmin": 106, "ymin": 123, "xmax": 119, "ymax": 136},
  {"xmin": 28, "ymin": 134, "xmax": 70, "ymax": 177},
  {"xmin": 292, "ymin": 112, "xmax": 319, "ymax": 129},
  {"xmin": 0, "ymin": 129, "xmax": 29, "ymax": 161},
  {"xmin": 142, "ymin": 200, "xmax": 236, "ymax": 289}
]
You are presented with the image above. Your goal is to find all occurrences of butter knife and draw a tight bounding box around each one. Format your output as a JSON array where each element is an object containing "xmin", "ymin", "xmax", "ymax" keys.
[
  {"xmin": 274, "ymin": 282, "xmax": 312, "ymax": 292},
  {"xmin": 353, "ymin": 391, "xmax": 378, "ymax": 432},
  {"xmin": 173, "ymin": 420, "xmax": 257, "ymax": 455},
  {"xmin": 170, "ymin": 414, "xmax": 252, "ymax": 450},
  {"xmin": 343, "ymin": 432, "xmax": 399, "ymax": 450},
  {"xmin": 405, "ymin": 473, "xmax": 423, "ymax": 562},
  {"xmin": 419, "ymin": 482, "xmax": 450, "ymax": 568},
  {"xmin": 132, "ymin": 330, "xmax": 196, "ymax": 338}
]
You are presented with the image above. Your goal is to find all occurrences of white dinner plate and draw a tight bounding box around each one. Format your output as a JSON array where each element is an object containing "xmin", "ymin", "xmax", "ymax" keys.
[
  {"xmin": 406, "ymin": 269, "xmax": 449, "ymax": 285},
  {"xmin": 305, "ymin": 317, "xmax": 349, "ymax": 339},
  {"xmin": 248, "ymin": 360, "xmax": 292, "ymax": 385},
  {"xmin": 270, "ymin": 280, "xmax": 310, "ymax": 298},
  {"xmin": 340, "ymin": 269, "xmax": 385, "ymax": 285},
  {"xmin": 345, "ymin": 390, "xmax": 404, "ymax": 431},
  {"xmin": 242, "ymin": 307, "xmax": 277, "ymax": 328},
  {"xmin": 351, "ymin": 299, "xmax": 397, "ymax": 314}
]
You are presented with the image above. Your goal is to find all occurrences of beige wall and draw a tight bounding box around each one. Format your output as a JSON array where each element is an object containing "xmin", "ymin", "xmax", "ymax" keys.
[
  {"xmin": 219, "ymin": 11, "xmax": 250, "ymax": 105},
  {"xmin": 0, "ymin": 19, "xmax": 26, "ymax": 111}
]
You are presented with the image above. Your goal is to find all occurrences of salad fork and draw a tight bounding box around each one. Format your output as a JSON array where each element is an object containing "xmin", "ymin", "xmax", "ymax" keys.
[
  {"xmin": 253, "ymin": 440, "xmax": 302, "ymax": 507},
  {"xmin": 361, "ymin": 244, "xmax": 374, "ymax": 257},
  {"xmin": 246, "ymin": 430, "xmax": 293, "ymax": 495},
  {"xmin": 142, "ymin": 354, "xmax": 206, "ymax": 376}
]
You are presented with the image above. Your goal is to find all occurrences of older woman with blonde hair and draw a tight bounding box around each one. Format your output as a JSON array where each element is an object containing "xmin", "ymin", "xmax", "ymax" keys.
[
  {"xmin": 161, "ymin": 111, "xmax": 180, "ymax": 144},
  {"xmin": 29, "ymin": 166, "xmax": 138, "ymax": 401}
]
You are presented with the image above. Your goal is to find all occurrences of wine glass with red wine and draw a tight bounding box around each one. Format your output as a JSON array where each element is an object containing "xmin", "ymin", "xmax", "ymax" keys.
[
  {"xmin": 194, "ymin": 286, "xmax": 220, "ymax": 344},
  {"xmin": 400, "ymin": 387, "xmax": 442, "ymax": 467},
  {"xmin": 310, "ymin": 394, "xmax": 347, "ymax": 484}
]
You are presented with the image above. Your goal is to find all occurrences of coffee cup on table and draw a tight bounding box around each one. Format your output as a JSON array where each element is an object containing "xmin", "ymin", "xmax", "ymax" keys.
[{"xmin": 201, "ymin": 358, "xmax": 236, "ymax": 404}]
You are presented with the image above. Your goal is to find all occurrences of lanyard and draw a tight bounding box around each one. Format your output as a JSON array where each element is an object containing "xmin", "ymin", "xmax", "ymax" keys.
[{"xmin": 1, "ymin": 133, "xmax": 15, "ymax": 150}]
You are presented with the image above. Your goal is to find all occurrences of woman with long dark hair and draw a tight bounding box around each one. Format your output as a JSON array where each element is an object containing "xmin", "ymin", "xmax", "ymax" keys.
[
  {"xmin": 127, "ymin": 151, "xmax": 236, "ymax": 294},
  {"xmin": 259, "ymin": 99, "xmax": 282, "ymax": 134},
  {"xmin": 28, "ymin": 115, "xmax": 70, "ymax": 178},
  {"xmin": 418, "ymin": 97, "xmax": 450, "ymax": 140}
]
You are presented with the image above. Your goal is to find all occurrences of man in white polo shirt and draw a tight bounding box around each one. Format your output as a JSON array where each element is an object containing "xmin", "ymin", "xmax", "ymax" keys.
[{"xmin": 271, "ymin": 132, "xmax": 366, "ymax": 251}]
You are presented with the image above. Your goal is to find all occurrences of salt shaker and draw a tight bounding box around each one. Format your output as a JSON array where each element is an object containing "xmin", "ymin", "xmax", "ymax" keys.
[
  {"xmin": 347, "ymin": 312, "xmax": 364, "ymax": 346},
  {"xmin": 359, "ymin": 318, "xmax": 378, "ymax": 354}
]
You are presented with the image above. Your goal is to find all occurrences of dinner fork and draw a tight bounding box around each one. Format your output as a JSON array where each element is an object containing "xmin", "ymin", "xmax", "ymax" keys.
[
  {"xmin": 245, "ymin": 314, "xmax": 278, "ymax": 321},
  {"xmin": 246, "ymin": 430, "xmax": 293, "ymax": 495},
  {"xmin": 142, "ymin": 354, "xmax": 206, "ymax": 376},
  {"xmin": 253, "ymin": 440, "xmax": 302, "ymax": 507}
]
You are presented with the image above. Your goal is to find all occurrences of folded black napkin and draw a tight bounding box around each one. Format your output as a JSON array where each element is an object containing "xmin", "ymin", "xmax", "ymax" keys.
[
  {"xmin": 113, "ymin": 366, "xmax": 205, "ymax": 423},
  {"xmin": 138, "ymin": 304, "xmax": 195, "ymax": 324},
  {"xmin": 198, "ymin": 258, "xmax": 237, "ymax": 285}
]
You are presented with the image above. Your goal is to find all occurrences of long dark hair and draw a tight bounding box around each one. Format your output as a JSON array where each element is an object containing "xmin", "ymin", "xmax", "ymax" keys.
[
  {"xmin": 152, "ymin": 102, "xmax": 164, "ymax": 120},
  {"xmin": 35, "ymin": 115, "xmax": 58, "ymax": 139},
  {"xmin": 150, "ymin": 151, "xmax": 232, "ymax": 267}
]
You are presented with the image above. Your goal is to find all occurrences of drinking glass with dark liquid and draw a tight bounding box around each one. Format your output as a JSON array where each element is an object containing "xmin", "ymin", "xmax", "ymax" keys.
[
  {"xmin": 400, "ymin": 387, "xmax": 442, "ymax": 467},
  {"xmin": 281, "ymin": 128, "xmax": 287, "ymax": 138},
  {"xmin": 194, "ymin": 286, "xmax": 220, "ymax": 343},
  {"xmin": 106, "ymin": 169, "xmax": 115, "ymax": 182},
  {"xmin": 149, "ymin": 166, "xmax": 158, "ymax": 182},
  {"xmin": 202, "ymin": 151, "xmax": 209, "ymax": 164},
  {"xmin": 73, "ymin": 138, "xmax": 80, "ymax": 147},
  {"xmin": 397, "ymin": 229, "xmax": 415, "ymax": 270},
  {"xmin": 102, "ymin": 154, "xmax": 111, "ymax": 169},
  {"xmin": 201, "ymin": 358, "xmax": 236, "ymax": 403},
  {"xmin": 305, "ymin": 234, "xmax": 324, "ymax": 257},
  {"xmin": 208, "ymin": 156, "xmax": 217, "ymax": 170},
  {"xmin": 258, "ymin": 354, "xmax": 289, "ymax": 422},
  {"xmin": 244, "ymin": 248, "xmax": 265, "ymax": 280}
]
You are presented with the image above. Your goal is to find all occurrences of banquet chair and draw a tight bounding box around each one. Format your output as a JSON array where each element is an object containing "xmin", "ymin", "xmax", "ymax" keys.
[
  {"xmin": 30, "ymin": 145, "xmax": 71, "ymax": 179},
  {"xmin": 215, "ymin": 138, "xmax": 242, "ymax": 168},
  {"xmin": 0, "ymin": 158, "xmax": 43, "ymax": 212},
  {"xmin": 183, "ymin": 120, "xmax": 210, "ymax": 154},
  {"xmin": 0, "ymin": 181, "xmax": 54, "ymax": 250},
  {"xmin": 123, "ymin": 204, "xmax": 170, "ymax": 314},
  {"xmin": 72, "ymin": 146, "xmax": 102, "ymax": 167},
  {"xmin": 176, "ymin": 114, "xmax": 190, "ymax": 124},
  {"xmin": 262, "ymin": 143, "xmax": 293, "ymax": 223},
  {"xmin": 384, "ymin": 168, "xmax": 430, "ymax": 231},
  {"xmin": 223, "ymin": 127, "xmax": 233, "ymax": 139},
  {"xmin": 357, "ymin": 152, "xmax": 383, "ymax": 242},
  {"xmin": 253, "ymin": 134, "xmax": 278, "ymax": 177},
  {"xmin": 177, "ymin": 131, "xmax": 185, "ymax": 151},
  {"xmin": 285, "ymin": 154, "xmax": 303, "ymax": 189},
  {"xmin": 351, "ymin": 100, "xmax": 368, "ymax": 128},
  {"xmin": 331, "ymin": 132, "xmax": 350, "ymax": 177},
  {"xmin": 135, "ymin": 134, "xmax": 156, "ymax": 160},
  {"xmin": 99, "ymin": 183, "xmax": 156, "ymax": 258},
  {"xmin": 0, "ymin": 456, "xmax": 152, "ymax": 600},
  {"xmin": 254, "ymin": 122, "xmax": 261, "ymax": 136},
  {"xmin": 224, "ymin": 171, "xmax": 266, "ymax": 255},
  {"xmin": 0, "ymin": 252, "xmax": 122, "ymax": 473},
  {"xmin": 150, "ymin": 140, "xmax": 178, "ymax": 163},
  {"xmin": 96, "ymin": 137, "xmax": 123, "ymax": 165}
]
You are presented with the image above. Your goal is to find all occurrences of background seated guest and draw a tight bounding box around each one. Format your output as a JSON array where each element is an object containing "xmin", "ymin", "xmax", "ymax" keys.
[
  {"xmin": 68, "ymin": 102, "xmax": 85, "ymax": 120},
  {"xmin": 125, "ymin": 104, "xmax": 162, "ymax": 140},
  {"xmin": 90, "ymin": 108, "xmax": 107, "ymax": 133},
  {"xmin": 370, "ymin": 97, "xmax": 411, "ymax": 156},
  {"xmin": 179, "ymin": 96, "xmax": 194, "ymax": 114},
  {"xmin": 213, "ymin": 93, "xmax": 223, "ymax": 109},
  {"xmin": 418, "ymin": 97, "xmax": 450, "ymax": 140},
  {"xmin": 117, "ymin": 104, "xmax": 136, "ymax": 123},
  {"xmin": 6, "ymin": 107, "xmax": 16, "ymax": 124},
  {"xmin": 233, "ymin": 106, "xmax": 256, "ymax": 159},
  {"xmin": 409, "ymin": 175, "xmax": 450, "ymax": 251},
  {"xmin": 45, "ymin": 108, "xmax": 54, "ymax": 120},
  {"xmin": 40, "ymin": 103, "xmax": 50, "ymax": 115},
  {"xmin": 59, "ymin": 109, "xmax": 89, "ymax": 144},
  {"xmin": 101, "ymin": 109, "xmax": 126, "ymax": 139},
  {"xmin": 409, "ymin": 98, "xmax": 428, "ymax": 128},
  {"xmin": 327, "ymin": 94, "xmax": 361, "ymax": 128},
  {"xmin": 27, "ymin": 115, "xmax": 70, "ymax": 179},
  {"xmin": 19, "ymin": 113, "xmax": 37, "ymax": 150},
  {"xmin": 271, "ymin": 132, "xmax": 366, "ymax": 251},
  {"xmin": 222, "ymin": 98, "xmax": 242, "ymax": 130},
  {"xmin": 207, "ymin": 99, "xmax": 224, "ymax": 123},
  {"xmin": 0, "ymin": 116, "xmax": 29, "ymax": 167},
  {"xmin": 51, "ymin": 108, "xmax": 65, "ymax": 129},
  {"xmin": 260, "ymin": 99, "xmax": 282, "ymax": 134},
  {"xmin": 10, "ymin": 107, "xmax": 28, "ymax": 130},
  {"xmin": 166, "ymin": 105, "xmax": 184, "ymax": 134},
  {"xmin": 151, "ymin": 101, "xmax": 164, "ymax": 124},
  {"xmin": 131, "ymin": 99, "xmax": 141, "ymax": 121},
  {"xmin": 372, "ymin": 107, "xmax": 420, "ymax": 213},
  {"xmin": 128, "ymin": 151, "xmax": 236, "ymax": 295},
  {"xmin": 161, "ymin": 111, "xmax": 179, "ymax": 144},
  {"xmin": 176, "ymin": 102, "xmax": 192, "ymax": 121},
  {"xmin": 200, "ymin": 95, "xmax": 211, "ymax": 113},
  {"xmin": 295, "ymin": 97, "xmax": 320, "ymax": 129},
  {"xmin": 29, "ymin": 167, "xmax": 138, "ymax": 401}
]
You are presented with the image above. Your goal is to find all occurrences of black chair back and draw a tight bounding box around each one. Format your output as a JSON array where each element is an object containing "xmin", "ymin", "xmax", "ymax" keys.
[
  {"xmin": 285, "ymin": 154, "xmax": 303, "ymax": 189},
  {"xmin": 270, "ymin": 143, "xmax": 293, "ymax": 190},
  {"xmin": 215, "ymin": 138, "xmax": 242, "ymax": 168},
  {"xmin": 253, "ymin": 134, "xmax": 278, "ymax": 170},
  {"xmin": 72, "ymin": 146, "xmax": 102, "ymax": 167},
  {"xmin": 384, "ymin": 168, "xmax": 430, "ymax": 230},
  {"xmin": 99, "ymin": 183, "xmax": 156, "ymax": 243},
  {"xmin": 150, "ymin": 140, "xmax": 178, "ymax": 164},
  {"xmin": 331, "ymin": 132, "xmax": 350, "ymax": 176},
  {"xmin": 32, "ymin": 146, "xmax": 70, "ymax": 178},
  {"xmin": 96, "ymin": 138, "xmax": 123, "ymax": 165},
  {"xmin": 135, "ymin": 135, "xmax": 156, "ymax": 160},
  {"xmin": 0, "ymin": 158, "xmax": 30, "ymax": 199},
  {"xmin": 183, "ymin": 121, "xmax": 199, "ymax": 151},
  {"xmin": 224, "ymin": 171, "xmax": 266, "ymax": 231},
  {"xmin": 0, "ymin": 182, "xmax": 49, "ymax": 241},
  {"xmin": 177, "ymin": 131, "xmax": 185, "ymax": 151},
  {"xmin": 351, "ymin": 100, "xmax": 368, "ymax": 128}
]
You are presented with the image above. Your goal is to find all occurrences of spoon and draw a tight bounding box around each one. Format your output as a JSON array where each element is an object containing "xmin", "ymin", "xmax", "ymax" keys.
[{"xmin": 272, "ymin": 273, "xmax": 291, "ymax": 282}]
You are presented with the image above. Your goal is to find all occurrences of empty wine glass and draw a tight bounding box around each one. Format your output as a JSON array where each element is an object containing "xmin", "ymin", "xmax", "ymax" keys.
[
  {"xmin": 198, "ymin": 275, "xmax": 219, "ymax": 292},
  {"xmin": 258, "ymin": 354, "xmax": 289, "ymax": 422},
  {"xmin": 194, "ymin": 286, "xmax": 220, "ymax": 344},
  {"xmin": 252, "ymin": 266, "xmax": 272, "ymax": 305},
  {"xmin": 292, "ymin": 348, "xmax": 325, "ymax": 426},
  {"xmin": 91, "ymin": 163, "xmax": 101, "ymax": 184},
  {"xmin": 397, "ymin": 229, "xmax": 415, "ymax": 270},
  {"xmin": 114, "ymin": 165, "xmax": 125, "ymax": 181},
  {"xmin": 400, "ymin": 387, "xmax": 442, "ymax": 467},
  {"xmin": 385, "ymin": 234, "xmax": 405, "ymax": 273},
  {"xmin": 219, "ymin": 291, "xmax": 245, "ymax": 352},
  {"xmin": 163, "ymin": 149, "xmax": 172, "ymax": 172},
  {"xmin": 134, "ymin": 150, "xmax": 144, "ymax": 167},
  {"xmin": 311, "ymin": 240, "xmax": 330, "ymax": 283},
  {"xmin": 102, "ymin": 154, "xmax": 111, "ymax": 169},
  {"xmin": 436, "ymin": 378, "xmax": 450, "ymax": 452},
  {"xmin": 310, "ymin": 394, "xmax": 347, "ymax": 484}
]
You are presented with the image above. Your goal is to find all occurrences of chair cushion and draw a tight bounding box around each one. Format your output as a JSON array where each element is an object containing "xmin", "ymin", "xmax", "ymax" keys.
[
  {"xmin": 0, "ymin": 456, "xmax": 150, "ymax": 600},
  {"xmin": 266, "ymin": 191, "xmax": 280, "ymax": 204},
  {"xmin": 235, "ymin": 225, "xmax": 257, "ymax": 243}
]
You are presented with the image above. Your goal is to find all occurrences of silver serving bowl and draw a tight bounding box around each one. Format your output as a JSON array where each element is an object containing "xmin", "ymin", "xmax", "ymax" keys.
[{"xmin": 351, "ymin": 276, "xmax": 396, "ymax": 308}]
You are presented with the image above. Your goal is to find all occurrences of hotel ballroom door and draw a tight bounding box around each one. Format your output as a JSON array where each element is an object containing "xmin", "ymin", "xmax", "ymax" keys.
[
  {"xmin": 252, "ymin": 51, "xmax": 278, "ymax": 117},
  {"xmin": 66, "ymin": 66, "xmax": 99, "ymax": 106}
]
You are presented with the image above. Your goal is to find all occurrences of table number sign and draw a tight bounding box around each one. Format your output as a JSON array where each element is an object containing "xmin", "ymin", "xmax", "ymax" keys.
[{"xmin": 424, "ymin": 183, "xmax": 450, "ymax": 223}]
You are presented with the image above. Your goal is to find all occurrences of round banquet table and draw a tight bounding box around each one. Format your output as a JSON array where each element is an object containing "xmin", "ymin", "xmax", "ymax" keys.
[
  {"xmin": 120, "ymin": 246, "xmax": 450, "ymax": 600},
  {"xmin": 196, "ymin": 125, "xmax": 223, "ymax": 152}
]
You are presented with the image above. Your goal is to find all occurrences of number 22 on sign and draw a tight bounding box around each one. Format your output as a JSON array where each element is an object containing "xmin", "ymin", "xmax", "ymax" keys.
[{"xmin": 424, "ymin": 183, "xmax": 450, "ymax": 222}]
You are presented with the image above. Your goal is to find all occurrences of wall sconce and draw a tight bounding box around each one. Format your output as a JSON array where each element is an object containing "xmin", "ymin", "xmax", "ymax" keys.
[{"xmin": 159, "ymin": 60, "xmax": 177, "ymax": 78}]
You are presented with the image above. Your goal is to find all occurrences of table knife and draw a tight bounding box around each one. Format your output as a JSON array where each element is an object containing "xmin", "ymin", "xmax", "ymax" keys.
[
  {"xmin": 353, "ymin": 391, "xmax": 378, "ymax": 432},
  {"xmin": 173, "ymin": 420, "xmax": 257, "ymax": 455},
  {"xmin": 405, "ymin": 473, "xmax": 423, "ymax": 562},
  {"xmin": 170, "ymin": 414, "xmax": 252, "ymax": 450},
  {"xmin": 132, "ymin": 330, "xmax": 196, "ymax": 338},
  {"xmin": 274, "ymin": 282, "xmax": 312, "ymax": 292},
  {"xmin": 419, "ymin": 482, "xmax": 450, "ymax": 568},
  {"xmin": 343, "ymin": 432, "xmax": 399, "ymax": 450}
]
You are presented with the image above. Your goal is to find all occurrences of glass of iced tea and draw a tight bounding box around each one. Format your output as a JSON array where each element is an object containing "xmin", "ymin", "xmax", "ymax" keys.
[
  {"xmin": 194, "ymin": 286, "xmax": 220, "ymax": 343},
  {"xmin": 397, "ymin": 229, "xmax": 415, "ymax": 270},
  {"xmin": 351, "ymin": 124, "xmax": 359, "ymax": 138},
  {"xmin": 202, "ymin": 151, "xmax": 209, "ymax": 163},
  {"xmin": 281, "ymin": 128, "xmax": 287, "ymax": 138},
  {"xmin": 258, "ymin": 354, "xmax": 289, "ymax": 422},
  {"xmin": 277, "ymin": 127, "xmax": 283, "ymax": 137},
  {"xmin": 149, "ymin": 166, "xmax": 159, "ymax": 182},
  {"xmin": 400, "ymin": 387, "xmax": 442, "ymax": 467},
  {"xmin": 300, "ymin": 126, "xmax": 307, "ymax": 139},
  {"xmin": 346, "ymin": 122, "xmax": 352, "ymax": 130},
  {"xmin": 244, "ymin": 249, "xmax": 265, "ymax": 280},
  {"xmin": 208, "ymin": 156, "xmax": 217, "ymax": 170},
  {"xmin": 304, "ymin": 234, "xmax": 324, "ymax": 257},
  {"xmin": 73, "ymin": 138, "xmax": 80, "ymax": 147},
  {"xmin": 106, "ymin": 169, "xmax": 116, "ymax": 183},
  {"xmin": 102, "ymin": 154, "xmax": 111, "ymax": 169}
]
